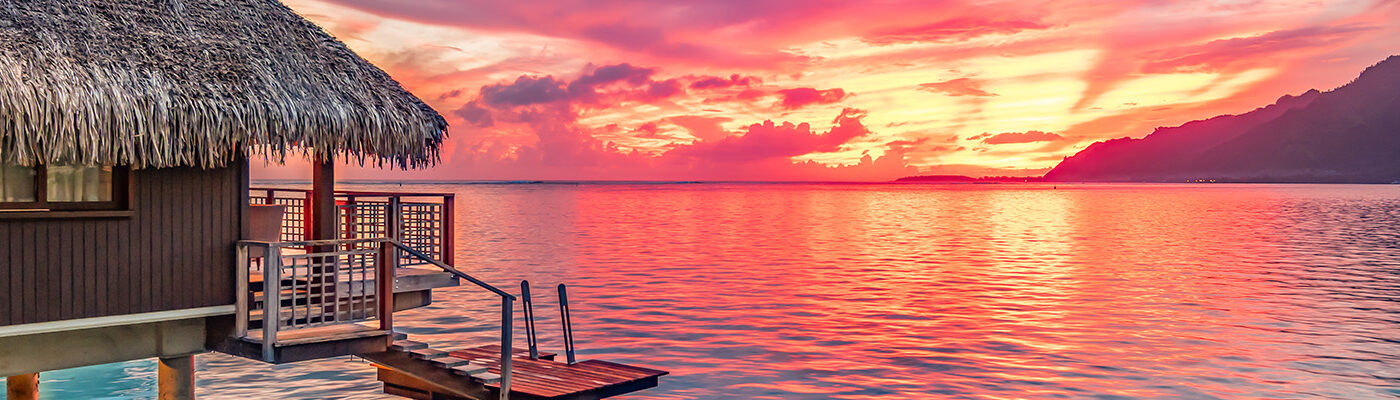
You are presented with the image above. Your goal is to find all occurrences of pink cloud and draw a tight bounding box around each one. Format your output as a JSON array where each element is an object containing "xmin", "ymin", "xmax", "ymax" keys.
[
  {"xmin": 776, "ymin": 88, "xmax": 848, "ymax": 110},
  {"xmin": 277, "ymin": 0, "xmax": 1400, "ymax": 181},
  {"xmin": 917, "ymin": 78, "xmax": 997, "ymax": 97},
  {"xmin": 410, "ymin": 64, "xmax": 917, "ymax": 181},
  {"xmin": 864, "ymin": 17, "xmax": 1050, "ymax": 45},
  {"xmin": 1140, "ymin": 24, "xmax": 1380, "ymax": 73},
  {"xmin": 689, "ymin": 74, "xmax": 761, "ymax": 90},
  {"xmin": 667, "ymin": 115, "xmax": 733, "ymax": 141},
  {"xmin": 971, "ymin": 131, "xmax": 1063, "ymax": 144},
  {"xmin": 666, "ymin": 108, "xmax": 870, "ymax": 162}
]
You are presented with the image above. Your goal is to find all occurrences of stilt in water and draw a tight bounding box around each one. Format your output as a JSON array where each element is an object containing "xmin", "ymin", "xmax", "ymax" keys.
[
  {"xmin": 158, "ymin": 355, "xmax": 196, "ymax": 400},
  {"xmin": 6, "ymin": 373, "xmax": 39, "ymax": 400}
]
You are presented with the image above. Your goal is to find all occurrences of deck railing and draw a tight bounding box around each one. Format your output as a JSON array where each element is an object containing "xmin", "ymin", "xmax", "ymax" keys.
[
  {"xmin": 236, "ymin": 238, "xmax": 397, "ymax": 362},
  {"xmin": 249, "ymin": 188, "xmax": 455, "ymax": 267},
  {"xmin": 235, "ymin": 237, "xmax": 515, "ymax": 396}
]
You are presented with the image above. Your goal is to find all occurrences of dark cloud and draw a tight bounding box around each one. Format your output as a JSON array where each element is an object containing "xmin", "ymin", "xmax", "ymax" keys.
[
  {"xmin": 454, "ymin": 65, "xmax": 904, "ymax": 179},
  {"xmin": 776, "ymin": 88, "xmax": 848, "ymax": 109},
  {"xmin": 479, "ymin": 76, "xmax": 569, "ymax": 106},
  {"xmin": 918, "ymin": 78, "xmax": 997, "ymax": 97},
  {"xmin": 568, "ymin": 63, "xmax": 657, "ymax": 103},
  {"xmin": 570, "ymin": 63, "xmax": 655, "ymax": 92},
  {"xmin": 454, "ymin": 100, "xmax": 494, "ymax": 127},
  {"xmin": 690, "ymin": 74, "xmax": 761, "ymax": 89},
  {"xmin": 646, "ymin": 79, "xmax": 684, "ymax": 100}
]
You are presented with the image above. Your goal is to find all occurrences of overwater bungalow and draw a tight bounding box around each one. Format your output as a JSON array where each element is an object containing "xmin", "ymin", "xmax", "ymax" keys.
[{"xmin": 0, "ymin": 1, "xmax": 664, "ymax": 399}]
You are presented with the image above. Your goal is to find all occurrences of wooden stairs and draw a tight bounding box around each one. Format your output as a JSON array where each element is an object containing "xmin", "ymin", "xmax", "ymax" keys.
[
  {"xmin": 224, "ymin": 240, "xmax": 667, "ymax": 399},
  {"xmin": 362, "ymin": 332, "xmax": 668, "ymax": 400}
]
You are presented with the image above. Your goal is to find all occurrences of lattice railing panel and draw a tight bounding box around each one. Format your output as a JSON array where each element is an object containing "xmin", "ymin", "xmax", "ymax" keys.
[
  {"xmin": 340, "ymin": 201, "xmax": 389, "ymax": 252},
  {"xmin": 269, "ymin": 248, "xmax": 382, "ymax": 331},
  {"xmin": 250, "ymin": 188, "xmax": 452, "ymax": 268},
  {"xmin": 398, "ymin": 202, "xmax": 442, "ymax": 266},
  {"xmin": 273, "ymin": 197, "xmax": 307, "ymax": 242}
]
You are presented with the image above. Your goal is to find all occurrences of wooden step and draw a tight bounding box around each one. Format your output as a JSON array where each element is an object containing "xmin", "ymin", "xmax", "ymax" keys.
[
  {"xmin": 390, "ymin": 340, "xmax": 428, "ymax": 352},
  {"xmin": 407, "ymin": 348, "xmax": 449, "ymax": 360},
  {"xmin": 391, "ymin": 331, "xmax": 408, "ymax": 341},
  {"xmin": 449, "ymin": 363, "xmax": 487, "ymax": 376},
  {"xmin": 431, "ymin": 356, "xmax": 474, "ymax": 368},
  {"xmin": 468, "ymin": 371, "xmax": 500, "ymax": 384}
]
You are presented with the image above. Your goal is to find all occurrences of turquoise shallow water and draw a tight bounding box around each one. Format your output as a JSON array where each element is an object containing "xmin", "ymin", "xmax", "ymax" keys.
[{"xmin": 14, "ymin": 183, "xmax": 1400, "ymax": 399}]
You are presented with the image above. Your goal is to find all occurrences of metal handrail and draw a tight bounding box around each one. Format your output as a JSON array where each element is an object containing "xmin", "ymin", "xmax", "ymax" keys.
[
  {"xmin": 521, "ymin": 281, "xmax": 539, "ymax": 360},
  {"xmin": 384, "ymin": 239, "xmax": 514, "ymax": 400},
  {"xmin": 558, "ymin": 284, "xmax": 576, "ymax": 364},
  {"xmin": 388, "ymin": 240, "xmax": 514, "ymax": 300}
]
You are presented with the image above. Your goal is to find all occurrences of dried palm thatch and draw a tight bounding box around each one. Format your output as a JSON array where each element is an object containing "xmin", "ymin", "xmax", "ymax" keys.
[{"xmin": 0, "ymin": 0, "xmax": 447, "ymax": 169}]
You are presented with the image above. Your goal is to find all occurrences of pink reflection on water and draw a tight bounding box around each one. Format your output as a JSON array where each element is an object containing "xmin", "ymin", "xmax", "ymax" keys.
[{"xmin": 358, "ymin": 183, "xmax": 1400, "ymax": 399}]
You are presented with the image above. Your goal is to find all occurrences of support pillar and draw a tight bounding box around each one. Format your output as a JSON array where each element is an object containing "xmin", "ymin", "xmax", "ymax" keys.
[
  {"xmin": 158, "ymin": 355, "xmax": 195, "ymax": 400},
  {"xmin": 310, "ymin": 155, "xmax": 337, "ymax": 241},
  {"xmin": 6, "ymin": 373, "xmax": 39, "ymax": 400}
]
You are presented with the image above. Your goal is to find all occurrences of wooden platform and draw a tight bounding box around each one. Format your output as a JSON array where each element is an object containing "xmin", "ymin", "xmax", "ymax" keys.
[
  {"xmin": 376, "ymin": 345, "xmax": 667, "ymax": 400},
  {"xmin": 210, "ymin": 323, "xmax": 391, "ymax": 363}
]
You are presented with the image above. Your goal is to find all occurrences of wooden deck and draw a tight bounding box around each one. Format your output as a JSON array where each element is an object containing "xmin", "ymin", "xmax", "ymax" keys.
[
  {"xmin": 210, "ymin": 323, "xmax": 391, "ymax": 363},
  {"xmin": 376, "ymin": 344, "xmax": 667, "ymax": 400}
]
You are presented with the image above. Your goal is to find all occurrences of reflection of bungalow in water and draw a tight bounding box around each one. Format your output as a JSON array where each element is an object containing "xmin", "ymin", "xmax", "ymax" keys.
[{"xmin": 0, "ymin": 1, "xmax": 664, "ymax": 399}]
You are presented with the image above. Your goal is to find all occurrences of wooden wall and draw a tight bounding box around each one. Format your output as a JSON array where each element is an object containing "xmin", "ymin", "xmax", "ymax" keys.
[{"xmin": 0, "ymin": 165, "xmax": 243, "ymax": 326}]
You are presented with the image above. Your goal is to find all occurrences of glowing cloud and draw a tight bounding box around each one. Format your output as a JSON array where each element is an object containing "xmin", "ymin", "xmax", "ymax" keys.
[{"xmin": 262, "ymin": 0, "xmax": 1400, "ymax": 181}]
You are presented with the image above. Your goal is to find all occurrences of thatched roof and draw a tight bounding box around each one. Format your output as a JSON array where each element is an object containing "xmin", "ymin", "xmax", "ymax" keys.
[{"xmin": 0, "ymin": 0, "xmax": 448, "ymax": 169}]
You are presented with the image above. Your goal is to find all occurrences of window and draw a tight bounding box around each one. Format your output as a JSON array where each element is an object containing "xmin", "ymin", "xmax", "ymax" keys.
[
  {"xmin": 47, "ymin": 165, "xmax": 114, "ymax": 202},
  {"xmin": 0, "ymin": 164, "xmax": 128, "ymax": 211},
  {"xmin": 0, "ymin": 164, "xmax": 37, "ymax": 202}
]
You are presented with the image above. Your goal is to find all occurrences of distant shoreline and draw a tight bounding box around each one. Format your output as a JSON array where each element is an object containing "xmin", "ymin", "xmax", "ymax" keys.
[{"xmin": 251, "ymin": 178, "xmax": 1400, "ymax": 186}]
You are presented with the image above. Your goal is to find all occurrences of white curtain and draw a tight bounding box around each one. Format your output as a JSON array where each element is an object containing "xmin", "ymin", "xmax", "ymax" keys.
[{"xmin": 47, "ymin": 166, "xmax": 112, "ymax": 202}]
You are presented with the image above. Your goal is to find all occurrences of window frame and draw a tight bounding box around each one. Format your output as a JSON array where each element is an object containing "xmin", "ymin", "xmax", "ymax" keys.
[{"xmin": 0, "ymin": 165, "xmax": 131, "ymax": 212}]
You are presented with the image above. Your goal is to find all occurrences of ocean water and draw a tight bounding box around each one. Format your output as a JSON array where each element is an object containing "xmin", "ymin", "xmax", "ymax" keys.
[{"xmin": 17, "ymin": 183, "xmax": 1400, "ymax": 399}]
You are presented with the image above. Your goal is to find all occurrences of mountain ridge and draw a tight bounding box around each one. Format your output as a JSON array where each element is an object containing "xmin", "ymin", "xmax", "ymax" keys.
[{"xmin": 1045, "ymin": 55, "xmax": 1400, "ymax": 183}]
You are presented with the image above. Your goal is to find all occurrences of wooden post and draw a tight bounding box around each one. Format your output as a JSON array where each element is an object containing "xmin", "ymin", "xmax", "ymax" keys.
[
  {"xmin": 235, "ymin": 244, "xmax": 249, "ymax": 338},
  {"xmin": 377, "ymin": 241, "xmax": 396, "ymax": 331},
  {"xmin": 499, "ymin": 296, "xmax": 513, "ymax": 400},
  {"xmin": 157, "ymin": 356, "xmax": 195, "ymax": 400},
  {"xmin": 310, "ymin": 156, "xmax": 336, "ymax": 241},
  {"xmin": 238, "ymin": 155, "xmax": 251, "ymax": 240},
  {"xmin": 387, "ymin": 196, "xmax": 401, "ymax": 241},
  {"xmin": 344, "ymin": 196, "xmax": 356, "ymax": 241},
  {"xmin": 263, "ymin": 245, "xmax": 281, "ymax": 362},
  {"xmin": 301, "ymin": 190, "xmax": 313, "ymax": 251},
  {"xmin": 6, "ymin": 373, "xmax": 38, "ymax": 400},
  {"xmin": 442, "ymin": 195, "xmax": 454, "ymax": 266}
]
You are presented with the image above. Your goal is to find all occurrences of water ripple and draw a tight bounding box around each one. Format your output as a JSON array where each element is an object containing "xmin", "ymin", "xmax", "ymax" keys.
[{"xmin": 34, "ymin": 183, "xmax": 1400, "ymax": 399}]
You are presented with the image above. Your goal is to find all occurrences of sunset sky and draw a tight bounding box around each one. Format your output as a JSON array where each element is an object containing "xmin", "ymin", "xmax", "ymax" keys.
[{"xmin": 258, "ymin": 0, "xmax": 1400, "ymax": 181}]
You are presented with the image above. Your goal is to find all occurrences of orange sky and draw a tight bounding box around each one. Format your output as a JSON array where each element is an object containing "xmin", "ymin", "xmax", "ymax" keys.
[{"xmin": 257, "ymin": 0, "xmax": 1400, "ymax": 181}]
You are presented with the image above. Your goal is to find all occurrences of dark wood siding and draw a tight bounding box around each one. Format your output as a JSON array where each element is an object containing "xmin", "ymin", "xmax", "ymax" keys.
[{"xmin": 0, "ymin": 166, "xmax": 242, "ymax": 326}]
